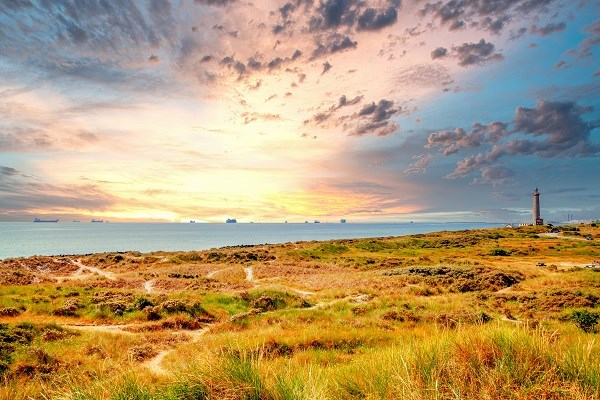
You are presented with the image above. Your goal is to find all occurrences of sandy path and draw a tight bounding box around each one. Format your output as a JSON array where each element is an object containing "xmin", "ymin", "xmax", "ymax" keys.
[
  {"xmin": 244, "ymin": 267, "xmax": 253, "ymax": 282},
  {"xmin": 144, "ymin": 328, "xmax": 209, "ymax": 375},
  {"xmin": 70, "ymin": 259, "xmax": 117, "ymax": 281},
  {"xmin": 538, "ymin": 233, "xmax": 588, "ymax": 241},
  {"xmin": 206, "ymin": 268, "xmax": 226, "ymax": 279},
  {"xmin": 65, "ymin": 324, "xmax": 135, "ymax": 335},
  {"xmin": 143, "ymin": 280, "xmax": 154, "ymax": 293},
  {"xmin": 288, "ymin": 288, "xmax": 316, "ymax": 296}
]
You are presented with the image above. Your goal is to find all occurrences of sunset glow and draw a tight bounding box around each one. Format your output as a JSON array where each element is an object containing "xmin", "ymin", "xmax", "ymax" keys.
[{"xmin": 1, "ymin": 1, "xmax": 599, "ymax": 223}]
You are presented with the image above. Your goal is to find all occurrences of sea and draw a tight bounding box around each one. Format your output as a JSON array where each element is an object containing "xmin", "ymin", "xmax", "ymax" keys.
[{"xmin": 0, "ymin": 222, "xmax": 504, "ymax": 260}]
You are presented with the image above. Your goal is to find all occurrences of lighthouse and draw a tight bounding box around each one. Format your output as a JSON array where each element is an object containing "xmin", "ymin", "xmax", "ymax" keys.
[{"xmin": 533, "ymin": 188, "xmax": 543, "ymax": 225}]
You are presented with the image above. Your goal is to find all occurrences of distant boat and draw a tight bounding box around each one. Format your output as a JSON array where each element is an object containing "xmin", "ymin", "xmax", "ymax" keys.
[
  {"xmin": 314, "ymin": 220, "xmax": 320, "ymax": 223},
  {"xmin": 190, "ymin": 220, "xmax": 196, "ymax": 223},
  {"xmin": 91, "ymin": 219, "xmax": 104, "ymax": 223},
  {"xmin": 340, "ymin": 219, "xmax": 347, "ymax": 223},
  {"xmin": 226, "ymin": 219, "xmax": 237, "ymax": 223},
  {"xmin": 304, "ymin": 221, "xmax": 308, "ymax": 223},
  {"xmin": 33, "ymin": 218, "xmax": 59, "ymax": 223},
  {"xmin": 72, "ymin": 220, "xmax": 80, "ymax": 223}
]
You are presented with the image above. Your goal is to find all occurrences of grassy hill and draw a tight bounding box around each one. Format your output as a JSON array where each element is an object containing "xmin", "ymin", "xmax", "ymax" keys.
[{"xmin": 0, "ymin": 224, "xmax": 599, "ymax": 399}]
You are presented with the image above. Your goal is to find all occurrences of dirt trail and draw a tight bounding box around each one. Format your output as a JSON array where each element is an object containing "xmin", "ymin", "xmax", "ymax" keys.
[
  {"xmin": 70, "ymin": 259, "xmax": 117, "ymax": 281},
  {"xmin": 244, "ymin": 267, "xmax": 253, "ymax": 282},
  {"xmin": 206, "ymin": 268, "xmax": 226, "ymax": 279},
  {"xmin": 65, "ymin": 324, "xmax": 136, "ymax": 335},
  {"xmin": 144, "ymin": 328, "xmax": 209, "ymax": 375},
  {"xmin": 143, "ymin": 280, "xmax": 154, "ymax": 293},
  {"xmin": 288, "ymin": 288, "xmax": 316, "ymax": 296},
  {"xmin": 538, "ymin": 233, "xmax": 588, "ymax": 241}
]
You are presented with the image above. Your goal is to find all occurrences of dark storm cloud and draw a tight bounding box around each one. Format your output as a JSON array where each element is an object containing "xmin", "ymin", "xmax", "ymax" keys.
[
  {"xmin": 431, "ymin": 46, "xmax": 448, "ymax": 59},
  {"xmin": 427, "ymin": 100, "xmax": 600, "ymax": 184},
  {"xmin": 530, "ymin": 21, "xmax": 566, "ymax": 36},
  {"xmin": 418, "ymin": 0, "xmax": 559, "ymax": 34},
  {"xmin": 200, "ymin": 55, "xmax": 214, "ymax": 63},
  {"xmin": 452, "ymin": 39, "xmax": 503, "ymax": 67}
]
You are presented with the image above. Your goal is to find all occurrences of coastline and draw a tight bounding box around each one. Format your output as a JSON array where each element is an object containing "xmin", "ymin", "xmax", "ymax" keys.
[{"xmin": 0, "ymin": 221, "xmax": 505, "ymax": 260}]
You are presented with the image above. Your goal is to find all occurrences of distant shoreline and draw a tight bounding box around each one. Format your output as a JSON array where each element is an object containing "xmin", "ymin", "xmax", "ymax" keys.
[{"xmin": 0, "ymin": 222, "xmax": 506, "ymax": 260}]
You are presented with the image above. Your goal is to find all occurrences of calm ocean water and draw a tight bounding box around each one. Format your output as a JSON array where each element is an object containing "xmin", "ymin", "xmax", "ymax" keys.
[{"xmin": 0, "ymin": 222, "xmax": 503, "ymax": 259}]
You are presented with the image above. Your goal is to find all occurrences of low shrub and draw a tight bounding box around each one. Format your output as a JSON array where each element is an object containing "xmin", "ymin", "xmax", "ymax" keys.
[{"xmin": 572, "ymin": 309, "xmax": 600, "ymax": 333}]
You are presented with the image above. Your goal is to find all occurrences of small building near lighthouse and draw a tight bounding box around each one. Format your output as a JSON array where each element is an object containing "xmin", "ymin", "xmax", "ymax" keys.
[{"xmin": 533, "ymin": 188, "xmax": 544, "ymax": 225}]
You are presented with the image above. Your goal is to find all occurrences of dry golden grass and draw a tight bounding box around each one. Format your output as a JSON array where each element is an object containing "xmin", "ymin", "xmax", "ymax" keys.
[{"xmin": 0, "ymin": 224, "xmax": 599, "ymax": 399}]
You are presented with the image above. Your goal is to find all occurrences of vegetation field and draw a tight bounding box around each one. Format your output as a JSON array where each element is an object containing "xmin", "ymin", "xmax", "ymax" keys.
[{"xmin": 0, "ymin": 224, "xmax": 599, "ymax": 399}]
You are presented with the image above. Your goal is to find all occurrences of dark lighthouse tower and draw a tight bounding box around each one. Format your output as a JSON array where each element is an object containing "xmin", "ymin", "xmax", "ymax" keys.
[{"xmin": 533, "ymin": 188, "xmax": 543, "ymax": 225}]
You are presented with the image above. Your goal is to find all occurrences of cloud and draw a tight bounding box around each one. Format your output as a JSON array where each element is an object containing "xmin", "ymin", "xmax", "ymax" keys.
[
  {"xmin": 427, "ymin": 100, "xmax": 600, "ymax": 183},
  {"xmin": 0, "ymin": 166, "xmax": 19, "ymax": 176},
  {"xmin": 321, "ymin": 61, "xmax": 332, "ymax": 75},
  {"xmin": 554, "ymin": 60, "xmax": 567, "ymax": 70},
  {"xmin": 394, "ymin": 64, "xmax": 452, "ymax": 88},
  {"xmin": 304, "ymin": 94, "xmax": 364, "ymax": 125},
  {"xmin": 403, "ymin": 153, "xmax": 433, "ymax": 174},
  {"xmin": 357, "ymin": 6, "xmax": 398, "ymax": 31},
  {"xmin": 570, "ymin": 19, "xmax": 600, "ymax": 58},
  {"xmin": 431, "ymin": 47, "xmax": 448, "ymax": 59},
  {"xmin": 530, "ymin": 21, "xmax": 566, "ymax": 36},
  {"xmin": 194, "ymin": 0, "xmax": 237, "ymax": 7},
  {"xmin": 472, "ymin": 166, "xmax": 515, "ymax": 186},
  {"xmin": 309, "ymin": 0, "xmax": 358, "ymax": 31},
  {"xmin": 240, "ymin": 112, "xmax": 282, "ymax": 125},
  {"xmin": 310, "ymin": 34, "xmax": 358, "ymax": 59},
  {"xmin": 348, "ymin": 99, "xmax": 401, "ymax": 136},
  {"xmin": 452, "ymin": 39, "xmax": 504, "ymax": 67},
  {"xmin": 419, "ymin": 0, "xmax": 559, "ymax": 34},
  {"xmin": 0, "ymin": 167, "xmax": 117, "ymax": 213}
]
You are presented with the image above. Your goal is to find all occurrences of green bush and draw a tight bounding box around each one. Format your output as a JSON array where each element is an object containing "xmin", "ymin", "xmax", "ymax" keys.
[
  {"xmin": 490, "ymin": 248, "xmax": 510, "ymax": 256},
  {"xmin": 572, "ymin": 309, "xmax": 600, "ymax": 333}
]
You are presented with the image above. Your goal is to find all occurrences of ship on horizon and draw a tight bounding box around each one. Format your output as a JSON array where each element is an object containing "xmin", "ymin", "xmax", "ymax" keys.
[
  {"xmin": 226, "ymin": 218, "xmax": 237, "ymax": 223},
  {"xmin": 91, "ymin": 219, "xmax": 104, "ymax": 223},
  {"xmin": 33, "ymin": 218, "xmax": 59, "ymax": 223}
]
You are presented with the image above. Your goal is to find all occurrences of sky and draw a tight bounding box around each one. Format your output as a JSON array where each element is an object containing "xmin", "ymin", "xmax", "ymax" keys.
[{"xmin": 0, "ymin": 0, "xmax": 599, "ymax": 223}]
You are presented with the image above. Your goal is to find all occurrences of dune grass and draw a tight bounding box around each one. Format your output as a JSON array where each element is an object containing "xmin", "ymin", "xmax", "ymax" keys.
[{"xmin": 0, "ymin": 224, "xmax": 599, "ymax": 399}]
